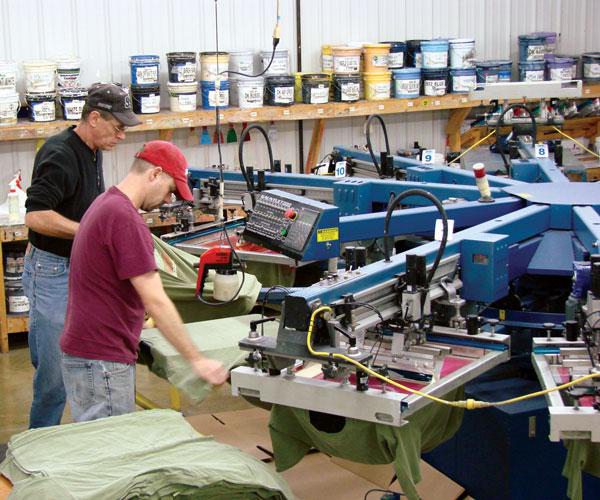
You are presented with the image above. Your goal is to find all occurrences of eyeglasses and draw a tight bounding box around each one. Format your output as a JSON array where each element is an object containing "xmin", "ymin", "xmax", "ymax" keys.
[{"xmin": 104, "ymin": 117, "xmax": 127, "ymax": 135}]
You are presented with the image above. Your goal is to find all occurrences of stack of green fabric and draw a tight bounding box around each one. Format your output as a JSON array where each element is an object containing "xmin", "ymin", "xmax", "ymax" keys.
[
  {"xmin": 0, "ymin": 409, "xmax": 293, "ymax": 499},
  {"xmin": 268, "ymin": 388, "xmax": 465, "ymax": 500},
  {"xmin": 564, "ymin": 440, "xmax": 600, "ymax": 500},
  {"xmin": 139, "ymin": 314, "xmax": 279, "ymax": 402}
]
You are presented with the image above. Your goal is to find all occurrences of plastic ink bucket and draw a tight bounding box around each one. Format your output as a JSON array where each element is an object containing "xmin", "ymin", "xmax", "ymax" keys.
[
  {"xmin": 229, "ymin": 50, "xmax": 255, "ymax": 78},
  {"xmin": 260, "ymin": 49, "xmax": 290, "ymax": 76},
  {"xmin": 54, "ymin": 57, "xmax": 81, "ymax": 88},
  {"xmin": 421, "ymin": 39, "xmax": 449, "ymax": 69},
  {"xmin": 264, "ymin": 75, "xmax": 294, "ymax": 106},
  {"xmin": 532, "ymin": 32, "xmax": 557, "ymax": 54},
  {"xmin": 332, "ymin": 74, "xmax": 361, "ymax": 102},
  {"xmin": 321, "ymin": 45, "xmax": 333, "ymax": 72},
  {"xmin": 26, "ymin": 92, "xmax": 56, "ymax": 122},
  {"xmin": 332, "ymin": 46, "xmax": 362, "ymax": 74},
  {"xmin": 449, "ymin": 38, "xmax": 475, "ymax": 68},
  {"xmin": 0, "ymin": 61, "xmax": 18, "ymax": 90},
  {"xmin": 392, "ymin": 68, "xmax": 421, "ymax": 98},
  {"xmin": 582, "ymin": 52, "xmax": 600, "ymax": 82},
  {"xmin": 383, "ymin": 41, "xmax": 406, "ymax": 69},
  {"xmin": 230, "ymin": 77, "xmax": 264, "ymax": 109},
  {"xmin": 5, "ymin": 277, "xmax": 28, "ymax": 314},
  {"xmin": 131, "ymin": 84, "xmax": 161, "ymax": 114},
  {"xmin": 363, "ymin": 71, "xmax": 391, "ymax": 100},
  {"xmin": 129, "ymin": 55, "xmax": 160, "ymax": 86},
  {"xmin": 546, "ymin": 56, "xmax": 575, "ymax": 81},
  {"xmin": 23, "ymin": 60, "xmax": 57, "ymax": 93},
  {"xmin": 0, "ymin": 92, "xmax": 20, "ymax": 126},
  {"xmin": 449, "ymin": 68, "xmax": 476, "ymax": 93},
  {"xmin": 519, "ymin": 35, "xmax": 545, "ymax": 62},
  {"xmin": 363, "ymin": 44, "xmax": 390, "ymax": 73},
  {"xmin": 167, "ymin": 82, "xmax": 197, "ymax": 112},
  {"xmin": 495, "ymin": 60, "xmax": 513, "ymax": 81},
  {"xmin": 422, "ymin": 68, "xmax": 448, "ymax": 96},
  {"xmin": 58, "ymin": 87, "xmax": 88, "ymax": 120},
  {"xmin": 519, "ymin": 60, "xmax": 545, "ymax": 82},
  {"xmin": 476, "ymin": 61, "xmax": 500, "ymax": 83},
  {"xmin": 301, "ymin": 73, "xmax": 330, "ymax": 104},
  {"xmin": 200, "ymin": 52, "xmax": 229, "ymax": 82},
  {"xmin": 200, "ymin": 80, "xmax": 229, "ymax": 109},
  {"xmin": 166, "ymin": 52, "xmax": 197, "ymax": 83},
  {"xmin": 406, "ymin": 40, "xmax": 424, "ymax": 68}
]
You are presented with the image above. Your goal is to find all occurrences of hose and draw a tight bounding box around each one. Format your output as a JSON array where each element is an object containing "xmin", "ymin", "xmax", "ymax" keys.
[
  {"xmin": 365, "ymin": 114, "xmax": 390, "ymax": 178},
  {"xmin": 237, "ymin": 124, "xmax": 275, "ymax": 193}
]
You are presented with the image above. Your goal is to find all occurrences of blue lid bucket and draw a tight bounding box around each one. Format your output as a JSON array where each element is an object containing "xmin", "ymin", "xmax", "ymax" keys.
[
  {"xmin": 26, "ymin": 92, "xmax": 56, "ymax": 122},
  {"xmin": 200, "ymin": 80, "xmax": 229, "ymax": 109},
  {"xmin": 449, "ymin": 38, "xmax": 475, "ymax": 69},
  {"xmin": 518, "ymin": 35, "xmax": 545, "ymax": 62},
  {"xmin": 382, "ymin": 41, "xmax": 406, "ymax": 68},
  {"xmin": 475, "ymin": 61, "xmax": 500, "ymax": 83},
  {"xmin": 532, "ymin": 31, "xmax": 557, "ymax": 54},
  {"xmin": 582, "ymin": 52, "xmax": 600, "ymax": 82},
  {"xmin": 421, "ymin": 67, "xmax": 448, "ymax": 96},
  {"xmin": 131, "ymin": 84, "xmax": 161, "ymax": 114},
  {"xmin": 546, "ymin": 56, "xmax": 575, "ymax": 81},
  {"xmin": 166, "ymin": 52, "xmax": 197, "ymax": 83},
  {"xmin": 519, "ymin": 60, "xmax": 545, "ymax": 82},
  {"xmin": 449, "ymin": 68, "xmax": 476, "ymax": 93},
  {"xmin": 406, "ymin": 40, "xmax": 424, "ymax": 68},
  {"xmin": 491, "ymin": 59, "xmax": 512, "ymax": 81},
  {"xmin": 421, "ymin": 39, "xmax": 449, "ymax": 69},
  {"xmin": 130, "ymin": 55, "xmax": 160, "ymax": 86},
  {"xmin": 58, "ymin": 87, "xmax": 88, "ymax": 120},
  {"xmin": 392, "ymin": 68, "xmax": 421, "ymax": 98}
]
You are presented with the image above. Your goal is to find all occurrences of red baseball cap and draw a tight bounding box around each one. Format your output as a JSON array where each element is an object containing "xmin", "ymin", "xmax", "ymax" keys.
[{"xmin": 135, "ymin": 141, "xmax": 193, "ymax": 201}]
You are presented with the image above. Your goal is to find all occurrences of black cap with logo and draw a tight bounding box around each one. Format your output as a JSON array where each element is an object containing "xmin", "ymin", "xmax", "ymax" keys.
[{"xmin": 86, "ymin": 83, "xmax": 141, "ymax": 127}]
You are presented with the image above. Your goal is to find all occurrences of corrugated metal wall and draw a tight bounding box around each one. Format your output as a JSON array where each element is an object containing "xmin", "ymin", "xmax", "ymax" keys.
[{"xmin": 1, "ymin": 0, "xmax": 599, "ymax": 193}]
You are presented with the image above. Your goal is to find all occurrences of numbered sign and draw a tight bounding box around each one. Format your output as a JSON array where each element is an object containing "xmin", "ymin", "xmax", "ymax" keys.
[
  {"xmin": 334, "ymin": 161, "xmax": 347, "ymax": 177},
  {"xmin": 535, "ymin": 143, "xmax": 549, "ymax": 159},
  {"xmin": 422, "ymin": 149, "xmax": 436, "ymax": 164}
]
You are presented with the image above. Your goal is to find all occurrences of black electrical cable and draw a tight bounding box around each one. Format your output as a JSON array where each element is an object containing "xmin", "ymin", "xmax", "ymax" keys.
[
  {"xmin": 364, "ymin": 488, "xmax": 405, "ymax": 499},
  {"xmin": 382, "ymin": 189, "xmax": 449, "ymax": 290},
  {"xmin": 344, "ymin": 300, "xmax": 385, "ymax": 324},
  {"xmin": 495, "ymin": 103, "xmax": 538, "ymax": 178},
  {"xmin": 365, "ymin": 114, "xmax": 390, "ymax": 178},
  {"xmin": 238, "ymin": 124, "xmax": 275, "ymax": 192}
]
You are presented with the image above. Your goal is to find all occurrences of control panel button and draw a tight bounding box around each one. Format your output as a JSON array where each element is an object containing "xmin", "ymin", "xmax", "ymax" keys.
[
  {"xmin": 284, "ymin": 208, "xmax": 297, "ymax": 220},
  {"xmin": 280, "ymin": 228, "xmax": 288, "ymax": 237}
]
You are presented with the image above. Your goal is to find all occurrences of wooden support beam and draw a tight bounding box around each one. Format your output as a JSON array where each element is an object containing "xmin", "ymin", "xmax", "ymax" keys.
[
  {"xmin": 305, "ymin": 119, "xmax": 325, "ymax": 173},
  {"xmin": 446, "ymin": 107, "xmax": 471, "ymax": 152}
]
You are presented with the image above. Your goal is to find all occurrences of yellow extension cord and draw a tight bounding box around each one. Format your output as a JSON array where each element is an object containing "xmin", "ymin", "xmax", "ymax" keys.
[
  {"xmin": 306, "ymin": 306, "xmax": 600, "ymax": 410},
  {"xmin": 551, "ymin": 126, "xmax": 600, "ymax": 159},
  {"xmin": 448, "ymin": 129, "xmax": 496, "ymax": 165}
]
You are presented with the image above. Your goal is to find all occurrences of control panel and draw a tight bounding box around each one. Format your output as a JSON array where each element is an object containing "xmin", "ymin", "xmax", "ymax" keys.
[{"xmin": 243, "ymin": 189, "xmax": 340, "ymax": 261}]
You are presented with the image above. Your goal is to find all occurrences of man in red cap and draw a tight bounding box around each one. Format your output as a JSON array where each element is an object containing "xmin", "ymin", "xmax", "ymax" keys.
[{"xmin": 60, "ymin": 140, "xmax": 227, "ymax": 422}]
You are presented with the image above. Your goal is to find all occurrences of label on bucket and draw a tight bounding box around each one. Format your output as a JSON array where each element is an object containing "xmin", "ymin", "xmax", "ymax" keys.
[
  {"xmin": 176, "ymin": 63, "xmax": 197, "ymax": 83},
  {"xmin": 27, "ymin": 71, "xmax": 55, "ymax": 92},
  {"xmin": 415, "ymin": 53, "xmax": 423, "ymax": 68},
  {"xmin": 334, "ymin": 56, "xmax": 360, "ymax": 73},
  {"xmin": 240, "ymin": 86, "xmax": 263, "ymax": 108},
  {"xmin": 57, "ymin": 70, "xmax": 80, "ymax": 88},
  {"xmin": 274, "ymin": 86, "xmax": 294, "ymax": 104},
  {"xmin": 178, "ymin": 94, "xmax": 196, "ymax": 109},
  {"xmin": 423, "ymin": 51, "xmax": 448, "ymax": 68},
  {"xmin": 32, "ymin": 101, "xmax": 55, "ymax": 121},
  {"xmin": 367, "ymin": 82, "xmax": 390, "ymax": 100},
  {"xmin": 452, "ymin": 75, "xmax": 476, "ymax": 93},
  {"xmin": 396, "ymin": 78, "xmax": 420, "ymax": 97},
  {"xmin": 208, "ymin": 89, "xmax": 229, "ymax": 107},
  {"xmin": 584, "ymin": 63, "xmax": 600, "ymax": 79},
  {"xmin": 0, "ymin": 71, "xmax": 16, "ymax": 87},
  {"xmin": 549, "ymin": 67, "xmax": 572, "ymax": 81},
  {"xmin": 202, "ymin": 62, "xmax": 227, "ymax": 80},
  {"xmin": 484, "ymin": 74, "xmax": 499, "ymax": 83},
  {"xmin": 340, "ymin": 82, "xmax": 360, "ymax": 101},
  {"xmin": 524, "ymin": 70, "xmax": 544, "ymax": 82},
  {"xmin": 310, "ymin": 86, "xmax": 329, "ymax": 104},
  {"xmin": 527, "ymin": 45, "xmax": 545, "ymax": 60},
  {"xmin": 388, "ymin": 52, "xmax": 404, "ymax": 67},
  {"xmin": 263, "ymin": 56, "xmax": 289, "ymax": 75},
  {"xmin": 8, "ymin": 294, "xmax": 29, "ymax": 313},
  {"xmin": 141, "ymin": 94, "xmax": 160, "ymax": 113},
  {"xmin": 64, "ymin": 99, "xmax": 85, "ymax": 120},
  {"xmin": 371, "ymin": 54, "xmax": 389, "ymax": 67},
  {"xmin": 424, "ymin": 79, "xmax": 446, "ymax": 96},
  {"xmin": 136, "ymin": 66, "xmax": 158, "ymax": 85},
  {"xmin": 322, "ymin": 55, "xmax": 333, "ymax": 72},
  {"xmin": 0, "ymin": 98, "xmax": 19, "ymax": 120}
]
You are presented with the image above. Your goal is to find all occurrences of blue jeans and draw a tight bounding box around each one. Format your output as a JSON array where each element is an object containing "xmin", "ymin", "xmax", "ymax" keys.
[
  {"xmin": 22, "ymin": 245, "xmax": 69, "ymax": 428},
  {"xmin": 62, "ymin": 353, "xmax": 136, "ymax": 422}
]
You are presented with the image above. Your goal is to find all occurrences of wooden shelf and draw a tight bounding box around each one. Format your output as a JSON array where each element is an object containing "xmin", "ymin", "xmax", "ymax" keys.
[
  {"xmin": 3, "ymin": 83, "xmax": 598, "ymax": 143},
  {"xmin": 7, "ymin": 314, "xmax": 28, "ymax": 334}
]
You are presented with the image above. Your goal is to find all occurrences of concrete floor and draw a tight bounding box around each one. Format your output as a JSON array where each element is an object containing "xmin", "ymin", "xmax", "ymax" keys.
[{"xmin": 0, "ymin": 332, "xmax": 252, "ymax": 444}]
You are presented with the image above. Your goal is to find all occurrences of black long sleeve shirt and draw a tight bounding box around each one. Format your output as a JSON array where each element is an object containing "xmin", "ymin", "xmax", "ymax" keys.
[{"xmin": 26, "ymin": 126, "xmax": 105, "ymax": 258}]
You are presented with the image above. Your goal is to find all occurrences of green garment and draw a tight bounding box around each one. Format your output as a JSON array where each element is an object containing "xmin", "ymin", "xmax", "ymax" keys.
[
  {"xmin": 153, "ymin": 235, "xmax": 261, "ymax": 323},
  {"xmin": 245, "ymin": 261, "xmax": 296, "ymax": 288},
  {"xmin": 1, "ymin": 409, "xmax": 293, "ymax": 500},
  {"xmin": 563, "ymin": 440, "xmax": 600, "ymax": 500},
  {"xmin": 268, "ymin": 387, "xmax": 464, "ymax": 500},
  {"xmin": 139, "ymin": 314, "xmax": 279, "ymax": 402}
]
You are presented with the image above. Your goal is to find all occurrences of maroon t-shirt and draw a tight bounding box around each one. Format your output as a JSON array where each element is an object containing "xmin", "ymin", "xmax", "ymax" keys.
[{"xmin": 61, "ymin": 186, "xmax": 156, "ymax": 364}]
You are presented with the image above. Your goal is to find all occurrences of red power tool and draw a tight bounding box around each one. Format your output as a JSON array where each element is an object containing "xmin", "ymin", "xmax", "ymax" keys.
[{"xmin": 195, "ymin": 245, "xmax": 234, "ymax": 297}]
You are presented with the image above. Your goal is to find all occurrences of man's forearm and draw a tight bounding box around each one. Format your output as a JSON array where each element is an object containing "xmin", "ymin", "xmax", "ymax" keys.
[{"xmin": 25, "ymin": 210, "xmax": 79, "ymax": 238}]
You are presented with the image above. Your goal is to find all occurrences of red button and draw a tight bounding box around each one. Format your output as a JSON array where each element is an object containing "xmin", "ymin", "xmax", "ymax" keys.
[{"xmin": 284, "ymin": 208, "xmax": 297, "ymax": 220}]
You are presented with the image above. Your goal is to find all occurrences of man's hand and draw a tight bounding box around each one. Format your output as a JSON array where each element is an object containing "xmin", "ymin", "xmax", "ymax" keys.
[{"xmin": 191, "ymin": 358, "xmax": 228, "ymax": 385}]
